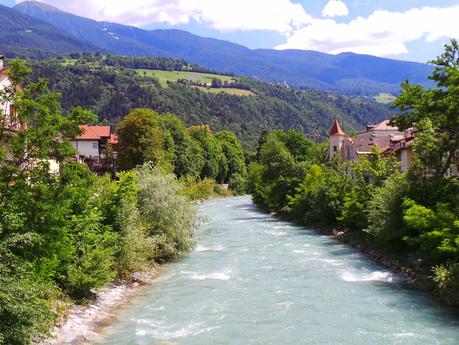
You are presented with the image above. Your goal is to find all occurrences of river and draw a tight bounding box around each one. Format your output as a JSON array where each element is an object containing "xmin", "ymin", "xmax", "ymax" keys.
[{"xmin": 92, "ymin": 196, "xmax": 459, "ymax": 345}]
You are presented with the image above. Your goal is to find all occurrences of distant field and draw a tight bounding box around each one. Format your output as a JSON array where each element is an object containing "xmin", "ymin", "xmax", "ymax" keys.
[
  {"xmin": 191, "ymin": 86, "xmax": 254, "ymax": 96},
  {"xmin": 374, "ymin": 92, "xmax": 397, "ymax": 104},
  {"xmin": 135, "ymin": 69, "xmax": 234, "ymax": 87},
  {"xmin": 135, "ymin": 69, "xmax": 253, "ymax": 96},
  {"xmin": 55, "ymin": 62, "xmax": 252, "ymax": 96},
  {"xmin": 60, "ymin": 58, "xmax": 77, "ymax": 66}
]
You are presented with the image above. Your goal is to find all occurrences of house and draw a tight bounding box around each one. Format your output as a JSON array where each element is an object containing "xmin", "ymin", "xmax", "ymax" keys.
[
  {"xmin": 328, "ymin": 119, "xmax": 414, "ymax": 172},
  {"xmin": 0, "ymin": 55, "xmax": 26, "ymax": 134},
  {"xmin": 71, "ymin": 125, "xmax": 118, "ymax": 171},
  {"xmin": 1, "ymin": 55, "xmax": 59, "ymax": 174}
]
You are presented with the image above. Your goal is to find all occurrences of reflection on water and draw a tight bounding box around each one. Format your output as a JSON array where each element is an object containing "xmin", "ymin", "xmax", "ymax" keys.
[{"xmin": 93, "ymin": 196, "xmax": 459, "ymax": 345}]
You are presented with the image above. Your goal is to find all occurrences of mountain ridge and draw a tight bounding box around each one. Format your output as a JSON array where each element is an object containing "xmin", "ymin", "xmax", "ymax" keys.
[
  {"xmin": 8, "ymin": 1, "xmax": 433, "ymax": 95},
  {"xmin": 0, "ymin": 3, "xmax": 97, "ymax": 53}
]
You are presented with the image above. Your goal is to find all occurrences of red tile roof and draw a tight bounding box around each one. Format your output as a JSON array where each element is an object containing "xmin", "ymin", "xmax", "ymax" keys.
[
  {"xmin": 368, "ymin": 120, "xmax": 399, "ymax": 132},
  {"xmin": 329, "ymin": 120, "xmax": 345, "ymax": 136},
  {"xmin": 352, "ymin": 132, "xmax": 393, "ymax": 154},
  {"xmin": 76, "ymin": 125, "xmax": 111, "ymax": 140}
]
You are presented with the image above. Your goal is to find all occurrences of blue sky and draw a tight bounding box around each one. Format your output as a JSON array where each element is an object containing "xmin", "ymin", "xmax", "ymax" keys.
[{"xmin": 3, "ymin": 0, "xmax": 459, "ymax": 62}]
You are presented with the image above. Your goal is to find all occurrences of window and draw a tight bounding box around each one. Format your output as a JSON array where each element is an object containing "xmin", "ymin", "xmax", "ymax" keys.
[
  {"xmin": 333, "ymin": 146, "xmax": 337, "ymax": 152},
  {"xmin": 93, "ymin": 142, "xmax": 98, "ymax": 149}
]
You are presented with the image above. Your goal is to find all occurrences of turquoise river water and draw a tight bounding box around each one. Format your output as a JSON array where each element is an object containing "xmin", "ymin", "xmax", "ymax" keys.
[{"xmin": 93, "ymin": 196, "xmax": 459, "ymax": 345}]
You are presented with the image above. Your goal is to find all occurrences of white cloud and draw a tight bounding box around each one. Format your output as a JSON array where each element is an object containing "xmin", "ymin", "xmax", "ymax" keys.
[
  {"xmin": 277, "ymin": 6, "xmax": 459, "ymax": 57},
  {"xmin": 15, "ymin": 0, "xmax": 312, "ymax": 33},
  {"xmin": 15, "ymin": 1, "xmax": 459, "ymax": 58},
  {"xmin": 322, "ymin": 0, "xmax": 349, "ymax": 18}
]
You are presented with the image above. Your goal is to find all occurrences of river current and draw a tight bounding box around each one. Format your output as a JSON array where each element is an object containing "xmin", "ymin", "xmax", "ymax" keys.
[{"xmin": 93, "ymin": 196, "xmax": 459, "ymax": 345}]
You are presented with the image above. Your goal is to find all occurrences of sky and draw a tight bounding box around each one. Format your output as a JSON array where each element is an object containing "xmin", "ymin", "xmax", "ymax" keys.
[{"xmin": 3, "ymin": 0, "xmax": 459, "ymax": 62}]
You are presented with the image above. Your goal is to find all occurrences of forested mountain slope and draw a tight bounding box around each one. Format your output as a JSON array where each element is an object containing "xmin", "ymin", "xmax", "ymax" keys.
[{"xmin": 24, "ymin": 56, "xmax": 394, "ymax": 148}]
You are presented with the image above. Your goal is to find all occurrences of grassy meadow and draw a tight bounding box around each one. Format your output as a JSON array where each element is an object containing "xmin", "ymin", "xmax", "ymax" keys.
[{"xmin": 135, "ymin": 69, "xmax": 233, "ymax": 86}]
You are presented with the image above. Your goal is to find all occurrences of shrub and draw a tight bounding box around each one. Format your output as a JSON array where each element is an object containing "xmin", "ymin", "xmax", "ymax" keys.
[
  {"xmin": 228, "ymin": 173, "xmax": 247, "ymax": 194},
  {"xmin": 137, "ymin": 164, "xmax": 196, "ymax": 260},
  {"xmin": 0, "ymin": 240, "xmax": 56, "ymax": 345},
  {"xmin": 365, "ymin": 173, "xmax": 410, "ymax": 247},
  {"xmin": 116, "ymin": 194, "xmax": 155, "ymax": 279},
  {"xmin": 179, "ymin": 176, "xmax": 216, "ymax": 201},
  {"xmin": 58, "ymin": 208, "xmax": 117, "ymax": 299},
  {"xmin": 432, "ymin": 263, "xmax": 459, "ymax": 307}
]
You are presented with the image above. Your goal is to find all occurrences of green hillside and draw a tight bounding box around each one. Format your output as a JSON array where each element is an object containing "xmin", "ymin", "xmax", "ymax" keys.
[
  {"xmin": 52, "ymin": 55, "xmax": 253, "ymax": 96},
  {"xmin": 135, "ymin": 69, "xmax": 233, "ymax": 86},
  {"xmin": 23, "ymin": 55, "xmax": 394, "ymax": 149}
]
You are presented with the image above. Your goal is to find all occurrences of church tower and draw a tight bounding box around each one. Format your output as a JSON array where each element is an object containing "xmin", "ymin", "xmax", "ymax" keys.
[{"xmin": 328, "ymin": 119, "xmax": 345, "ymax": 159}]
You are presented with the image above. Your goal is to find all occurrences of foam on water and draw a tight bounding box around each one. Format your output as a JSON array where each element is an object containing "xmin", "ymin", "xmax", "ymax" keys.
[
  {"xmin": 319, "ymin": 258, "xmax": 343, "ymax": 266},
  {"xmin": 185, "ymin": 271, "xmax": 231, "ymax": 281},
  {"xmin": 195, "ymin": 244, "xmax": 224, "ymax": 252},
  {"xmin": 394, "ymin": 332, "xmax": 415, "ymax": 337},
  {"xmin": 264, "ymin": 229, "xmax": 288, "ymax": 236},
  {"xmin": 135, "ymin": 320, "xmax": 219, "ymax": 340},
  {"xmin": 341, "ymin": 270, "xmax": 394, "ymax": 283}
]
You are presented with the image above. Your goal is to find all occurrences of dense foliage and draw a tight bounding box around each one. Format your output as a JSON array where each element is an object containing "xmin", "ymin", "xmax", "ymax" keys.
[
  {"xmin": 248, "ymin": 41, "xmax": 459, "ymax": 308},
  {"xmin": 116, "ymin": 109, "xmax": 247, "ymax": 193},
  {"xmin": 21, "ymin": 55, "xmax": 394, "ymax": 149},
  {"xmin": 0, "ymin": 62, "xmax": 223, "ymax": 344}
]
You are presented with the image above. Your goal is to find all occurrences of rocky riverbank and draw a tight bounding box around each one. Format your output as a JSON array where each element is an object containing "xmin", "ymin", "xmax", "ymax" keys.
[{"xmin": 38, "ymin": 269, "xmax": 160, "ymax": 345}]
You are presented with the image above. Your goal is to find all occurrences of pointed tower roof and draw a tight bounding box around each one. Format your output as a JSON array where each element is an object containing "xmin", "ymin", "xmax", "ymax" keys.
[{"xmin": 329, "ymin": 120, "xmax": 345, "ymax": 136}]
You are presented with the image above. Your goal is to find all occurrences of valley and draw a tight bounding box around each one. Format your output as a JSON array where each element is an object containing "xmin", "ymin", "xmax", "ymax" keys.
[{"xmin": 0, "ymin": 1, "xmax": 458, "ymax": 345}]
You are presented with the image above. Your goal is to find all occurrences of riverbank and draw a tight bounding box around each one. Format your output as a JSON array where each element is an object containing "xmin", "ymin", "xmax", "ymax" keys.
[
  {"xmin": 40, "ymin": 192, "xmax": 235, "ymax": 345},
  {"xmin": 38, "ymin": 268, "xmax": 161, "ymax": 345}
]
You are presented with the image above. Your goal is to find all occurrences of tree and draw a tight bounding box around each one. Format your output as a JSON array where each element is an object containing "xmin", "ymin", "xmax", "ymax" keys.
[
  {"xmin": 0, "ymin": 60, "xmax": 99, "ymax": 343},
  {"xmin": 188, "ymin": 125, "xmax": 224, "ymax": 179},
  {"xmin": 392, "ymin": 39, "xmax": 459, "ymax": 177},
  {"xmin": 117, "ymin": 108, "xmax": 165, "ymax": 170},
  {"xmin": 160, "ymin": 114, "xmax": 204, "ymax": 178},
  {"xmin": 0, "ymin": 61, "xmax": 94, "ymax": 205},
  {"xmin": 211, "ymin": 78, "xmax": 222, "ymax": 88},
  {"xmin": 215, "ymin": 130, "xmax": 247, "ymax": 191}
]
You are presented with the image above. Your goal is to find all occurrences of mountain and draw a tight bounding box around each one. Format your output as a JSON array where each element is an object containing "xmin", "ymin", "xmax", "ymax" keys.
[
  {"xmin": 25, "ymin": 57, "xmax": 395, "ymax": 148},
  {"xmin": 11, "ymin": 1, "xmax": 433, "ymax": 95},
  {"xmin": 0, "ymin": 4, "xmax": 96, "ymax": 53}
]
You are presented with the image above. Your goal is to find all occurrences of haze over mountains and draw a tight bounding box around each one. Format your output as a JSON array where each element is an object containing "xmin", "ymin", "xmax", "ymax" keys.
[{"xmin": 1, "ymin": 1, "xmax": 433, "ymax": 95}]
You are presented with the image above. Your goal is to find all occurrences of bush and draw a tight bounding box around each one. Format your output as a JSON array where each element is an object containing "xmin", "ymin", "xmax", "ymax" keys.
[
  {"xmin": 365, "ymin": 173, "xmax": 410, "ymax": 247},
  {"xmin": 432, "ymin": 263, "xmax": 459, "ymax": 306},
  {"xmin": 402, "ymin": 199, "xmax": 459, "ymax": 263},
  {"xmin": 179, "ymin": 176, "xmax": 216, "ymax": 201},
  {"xmin": 58, "ymin": 208, "xmax": 117, "ymax": 299},
  {"xmin": 116, "ymin": 194, "xmax": 155, "ymax": 278},
  {"xmin": 287, "ymin": 164, "xmax": 352, "ymax": 225},
  {"xmin": 228, "ymin": 173, "xmax": 247, "ymax": 194},
  {"xmin": 338, "ymin": 194, "xmax": 367, "ymax": 230},
  {"xmin": 137, "ymin": 164, "xmax": 196, "ymax": 260},
  {"xmin": 0, "ymin": 259, "xmax": 55, "ymax": 345}
]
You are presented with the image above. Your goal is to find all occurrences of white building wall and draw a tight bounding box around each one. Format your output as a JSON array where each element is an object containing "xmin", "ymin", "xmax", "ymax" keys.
[
  {"xmin": 329, "ymin": 135, "xmax": 344, "ymax": 159},
  {"xmin": 71, "ymin": 140, "xmax": 100, "ymax": 159},
  {"xmin": 0, "ymin": 76, "xmax": 12, "ymax": 124}
]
